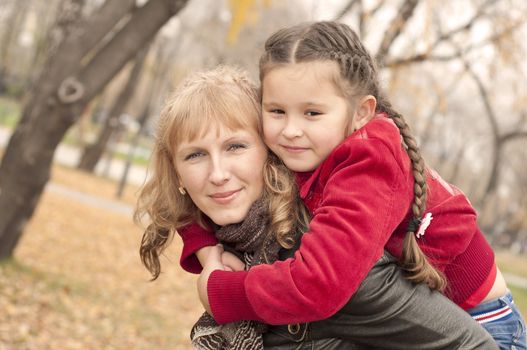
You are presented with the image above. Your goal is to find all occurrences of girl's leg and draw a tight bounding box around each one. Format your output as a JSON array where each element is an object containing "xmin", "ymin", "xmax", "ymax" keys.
[
  {"xmin": 308, "ymin": 252, "xmax": 498, "ymax": 350},
  {"xmin": 467, "ymin": 290, "xmax": 526, "ymax": 350}
]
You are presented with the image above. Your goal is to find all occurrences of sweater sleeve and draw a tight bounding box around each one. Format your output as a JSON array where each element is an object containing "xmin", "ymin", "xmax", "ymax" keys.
[
  {"xmin": 208, "ymin": 139, "xmax": 414, "ymax": 325},
  {"xmin": 177, "ymin": 223, "xmax": 218, "ymax": 274}
]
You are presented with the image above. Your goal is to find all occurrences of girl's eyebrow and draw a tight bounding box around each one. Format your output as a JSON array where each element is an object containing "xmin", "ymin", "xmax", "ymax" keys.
[
  {"xmin": 262, "ymin": 101, "xmax": 281, "ymax": 108},
  {"xmin": 262, "ymin": 101, "xmax": 326, "ymax": 107},
  {"xmin": 304, "ymin": 101, "xmax": 327, "ymax": 107}
]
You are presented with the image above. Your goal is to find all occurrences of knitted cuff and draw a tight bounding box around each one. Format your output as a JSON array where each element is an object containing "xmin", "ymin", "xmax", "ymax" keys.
[
  {"xmin": 179, "ymin": 225, "xmax": 218, "ymax": 274},
  {"xmin": 208, "ymin": 270, "xmax": 261, "ymax": 324}
]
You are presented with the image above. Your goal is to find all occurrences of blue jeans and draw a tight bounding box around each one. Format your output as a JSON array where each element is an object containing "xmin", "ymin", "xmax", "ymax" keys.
[{"xmin": 468, "ymin": 291, "xmax": 526, "ymax": 350}]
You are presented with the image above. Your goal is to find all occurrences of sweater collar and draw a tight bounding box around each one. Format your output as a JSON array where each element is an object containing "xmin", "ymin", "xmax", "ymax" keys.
[
  {"xmin": 293, "ymin": 112, "xmax": 390, "ymax": 199},
  {"xmin": 295, "ymin": 168, "xmax": 322, "ymax": 199}
]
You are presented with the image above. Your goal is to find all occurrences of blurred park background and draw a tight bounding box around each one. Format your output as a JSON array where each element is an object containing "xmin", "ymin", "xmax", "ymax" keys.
[{"xmin": 0, "ymin": 0, "xmax": 526, "ymax": 349}]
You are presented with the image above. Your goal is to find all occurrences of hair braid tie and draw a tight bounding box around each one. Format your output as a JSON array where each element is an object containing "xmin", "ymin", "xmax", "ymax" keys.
[{"xmin": 407, "ymin": 217, "xmax": 422, "ymax": 233}]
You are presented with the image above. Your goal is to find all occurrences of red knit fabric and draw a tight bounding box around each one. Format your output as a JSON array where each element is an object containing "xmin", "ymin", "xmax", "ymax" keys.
[
  {"xmin": 177, "ymin": 223, "xmax": 218, "ymax": 274},
  {"xmin": 189, "ymin": 116, "xmax": 495, "ymax": 324}
]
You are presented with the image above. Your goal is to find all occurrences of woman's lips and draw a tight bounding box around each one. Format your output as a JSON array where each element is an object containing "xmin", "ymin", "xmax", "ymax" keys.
[{"xmin": 210, "ymin": 189, "xmax": 242, "ymax": 204}]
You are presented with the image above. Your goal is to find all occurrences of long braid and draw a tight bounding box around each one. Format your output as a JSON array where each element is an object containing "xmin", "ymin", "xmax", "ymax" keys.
[
  {"xmin": 377, "ymin": 97, "xmax": 446, "ymax": 290},
  {"xmin": 325, "ymin": 23, "xmax": 446, "ymax": 291}
]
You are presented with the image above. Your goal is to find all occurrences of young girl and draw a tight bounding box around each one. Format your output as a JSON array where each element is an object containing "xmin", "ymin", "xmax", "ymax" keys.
[
  {"xmin": 136, "ymin": 66, "xmax": 496, "ymax": 349},
  {"xmin": 193, "ymin": 22, "xmax": 526, "ymax": 349}
]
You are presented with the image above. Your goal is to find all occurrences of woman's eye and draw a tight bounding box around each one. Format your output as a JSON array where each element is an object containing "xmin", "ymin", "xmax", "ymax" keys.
[
  {"xmin": 184, "ymin": 151, "xmax": 204, "ymax": 161},
  {"xmin": 306, "ymin": 110, "xmax": 322, "ymax": 117},
  {"xmin": 227, "ymin": 143, "xmax": 247, "ymax": 152}
]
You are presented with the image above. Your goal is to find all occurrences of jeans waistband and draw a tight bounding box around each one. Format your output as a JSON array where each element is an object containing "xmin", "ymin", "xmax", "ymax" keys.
[{"xmin": 467, "ymin": 290, "xmax": 514, "ymax": 324}]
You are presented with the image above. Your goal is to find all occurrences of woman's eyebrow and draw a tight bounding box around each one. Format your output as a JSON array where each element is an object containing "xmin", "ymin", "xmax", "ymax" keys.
[
  {"xmin": 176, "ymin": 144, "xmax": 200, "ymax": 155},
  {"xmin": 222, "ymin": 133, "xmax": 251, "ymax": 144}
]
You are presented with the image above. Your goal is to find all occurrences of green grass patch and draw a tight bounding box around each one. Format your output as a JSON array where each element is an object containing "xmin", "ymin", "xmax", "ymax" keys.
[
  {"xmin": 509, "ymin": 285, "xmax": 527, "ymax": 317},
  {"xmin": 0, "ymin": 96, "xmax": 21, "ymax": 128},
  {"xmin": 495, "ymin": 251, "xmax": 527, "ymax": 318}
]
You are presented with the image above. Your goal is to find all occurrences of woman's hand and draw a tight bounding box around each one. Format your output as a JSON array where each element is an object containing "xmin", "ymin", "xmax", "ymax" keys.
[
  {"xmin": 221, "ymin": 250, "xmax": 246, "ymax": 272},
  {"xmin": 197, "ymin": 244, "xmax": 226, "ymax": 314}
]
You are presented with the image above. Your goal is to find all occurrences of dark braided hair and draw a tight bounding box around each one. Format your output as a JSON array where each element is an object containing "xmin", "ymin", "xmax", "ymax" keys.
[{"xmin": 259, "ymin": 21, "xmax": 446, "ymax": 291}]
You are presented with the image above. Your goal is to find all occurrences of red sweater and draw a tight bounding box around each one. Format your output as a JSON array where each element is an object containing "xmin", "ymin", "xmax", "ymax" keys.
[{"xmin": 178, "ymin": 116, "xmax": 495, "ymax": 325}]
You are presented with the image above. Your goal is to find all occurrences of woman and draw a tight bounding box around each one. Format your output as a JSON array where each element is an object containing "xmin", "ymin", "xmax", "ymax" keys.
[{"xmin": 135, "ymin": 66, "xmax": 497, "ymax": 349}]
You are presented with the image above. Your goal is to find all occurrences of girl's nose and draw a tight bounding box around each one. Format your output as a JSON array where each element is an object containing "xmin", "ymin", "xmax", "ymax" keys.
[{"xmin": 281, "ymin": 118, "xmax": 303, "ymax": 139}]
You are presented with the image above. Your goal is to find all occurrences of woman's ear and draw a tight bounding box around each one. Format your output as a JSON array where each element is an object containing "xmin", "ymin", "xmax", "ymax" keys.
[
  {"xmin": 174, "ymin": 170, "xmax": 184, "ymax": 188},
  {"xmin": 352, "ymin": 95, "xmax": 377, "ymax": 131}
]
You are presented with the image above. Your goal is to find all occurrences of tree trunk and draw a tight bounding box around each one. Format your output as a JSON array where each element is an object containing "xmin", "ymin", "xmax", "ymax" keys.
[
  {"xmin": 77, "ymin": 48, "xmax": 148, "ymax": 172},
  {"xmin": 0, "ymin": 0, "xmax": 189, "ymax": 259}
]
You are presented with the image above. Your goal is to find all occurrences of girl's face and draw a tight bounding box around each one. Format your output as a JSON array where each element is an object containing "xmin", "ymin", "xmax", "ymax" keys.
[
  {"xmin": 262, "ymin": 61, "xmax": 353, "ymax": 172},
  {"xmin": 174, "ymin": 126, "xmax": 268, "ymax": 226}
]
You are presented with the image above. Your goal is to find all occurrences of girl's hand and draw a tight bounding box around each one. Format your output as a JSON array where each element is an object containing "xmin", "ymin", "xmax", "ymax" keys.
[
  {"xmin": 197, "ymin": 244, "xmax": 225, "ymax": 314},
  {"xmin": 221, "ymin": 251, "xmax": 246, "ymax": 272},
  {"xmin": 195, "ymin": 246, "xmax": 214, "ymax": 268}
]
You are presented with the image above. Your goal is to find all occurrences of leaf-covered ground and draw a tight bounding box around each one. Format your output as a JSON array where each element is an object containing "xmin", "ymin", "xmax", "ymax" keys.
[{"xmin": 0, "ymin": 166, "xmax": 203, "ymax": 349}]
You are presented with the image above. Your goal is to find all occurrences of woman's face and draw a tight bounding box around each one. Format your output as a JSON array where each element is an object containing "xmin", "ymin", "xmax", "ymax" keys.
[{"xmin": 174, "ymin": 126, "xmax": 268, "ymax": 226}]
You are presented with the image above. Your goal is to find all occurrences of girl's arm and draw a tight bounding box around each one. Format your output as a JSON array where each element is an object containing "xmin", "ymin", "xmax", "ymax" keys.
[
  {"xmin": 178, "ymin": 223, "xmax": 246, "ymax": 274},
  {"xmin": 201, "ymin": 137, "xmax": 414, "ymax": 325},
  {"xmin": 178, "ymin": 223, "xmax": 218, "ymax": 273}
]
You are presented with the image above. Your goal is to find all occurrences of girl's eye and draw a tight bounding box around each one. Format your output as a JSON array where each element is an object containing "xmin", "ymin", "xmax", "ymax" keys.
[
  {"xmin": 306, "ymin": 110, "xmax": 322, "ymax": 117},
  {"xmin": 269, "ymin": 109, "xmax": 285, "ymax": 115},
  {"xmin": 227, "ymin": 143, "xmax": 247, "ymax": 152},
  {"xmin": 184, "ymin": 151, "xmax": 205, "ymax": 161}
]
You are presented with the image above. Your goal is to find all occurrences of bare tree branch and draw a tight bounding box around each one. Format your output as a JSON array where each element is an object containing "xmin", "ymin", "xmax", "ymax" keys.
[
  {"xmin": 358, "ymin": 0, "xmax": 366, "ymax": 39},
  {"xmin": 419, "ymin": 71, "xmax": 465, "ymax": 149},
  {"xmin": 385, "ymin": 19, "xmax": 525, "ymax": 67},
  {"xmin": 384, "ymin": 2, "xmax": 525, "ymax": 68},
  {"xmin": 375, "ymin": 0, "xmax": 419, "ymax": 65},
  {"xmin": 434, "ymin": 0, "xmax": 494, "ymax": 46},
  {"xmin": 462, "ymin": 57, "xmax": 501, "ymax": 200},
  {"xmin": 76, "ymin": 0, "xmax": 187, "ymax": 104},
  {"xmin": 501, "ymin": 130, "xmax": 527, "ymax": 143},
  {"xmin": 334, "ymin": 0, "xmax": 359, "ymax": 21}
]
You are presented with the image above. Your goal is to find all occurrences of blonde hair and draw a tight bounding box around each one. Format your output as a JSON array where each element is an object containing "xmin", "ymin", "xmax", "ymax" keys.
[
  {"xmin": 135, "ymin": 66, "xmax": 307, "ymax": 279},
  {"xmin": 259, "ymin": 21, "xmax": 446, "ymax": 291}
]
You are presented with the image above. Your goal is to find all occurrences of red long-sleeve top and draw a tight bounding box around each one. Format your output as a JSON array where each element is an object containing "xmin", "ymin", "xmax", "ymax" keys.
[{"xmin": 178, "ymin": 116, "xmax": 495, "ymax": 325}]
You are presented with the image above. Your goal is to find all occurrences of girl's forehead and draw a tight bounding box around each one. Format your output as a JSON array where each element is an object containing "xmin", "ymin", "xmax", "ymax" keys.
[
  {"xmin": 263, "ymin": 61, "xmax": 341, "ymax": 88},
  {"xmin": 270, "ymin": 60, "xmax": 339, "ymax": 76}
]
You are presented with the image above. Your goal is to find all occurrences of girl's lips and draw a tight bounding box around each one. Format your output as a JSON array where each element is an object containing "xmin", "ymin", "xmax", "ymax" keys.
[
  {"xmin": 210, "ymin": 189, "xmax": 241, "ymax": 204},
  {"xmin": 281, "ymin": 145, "xmax": 308, "ymax": 153}
]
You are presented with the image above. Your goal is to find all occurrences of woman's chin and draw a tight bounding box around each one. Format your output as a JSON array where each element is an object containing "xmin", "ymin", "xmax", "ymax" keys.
[{"xmin": 209, "ymin": 212, "xmax": 247, "ymax": 226}]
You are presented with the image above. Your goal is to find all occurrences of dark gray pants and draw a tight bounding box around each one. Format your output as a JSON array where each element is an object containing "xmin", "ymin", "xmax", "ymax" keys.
[{"xmin": 263, "ymin": 252, "xmax": 498, "ymax": 350}]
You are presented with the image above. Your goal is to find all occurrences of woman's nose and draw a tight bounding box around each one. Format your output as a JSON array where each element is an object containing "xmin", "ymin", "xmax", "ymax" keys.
[{"xmin": 208, "ymin": 157, "xmax": 230, "ymax": 185}]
